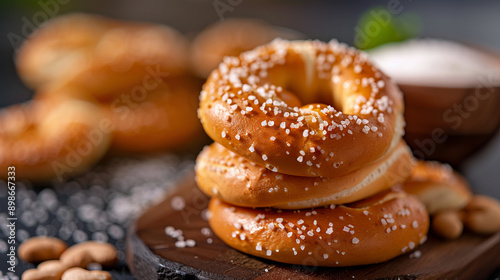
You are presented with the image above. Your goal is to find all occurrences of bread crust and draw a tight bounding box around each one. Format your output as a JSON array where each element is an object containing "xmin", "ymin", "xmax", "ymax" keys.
[
  {"xmin": 196, "ymin": 141, "xmax": 414, "ymax": 208},
  {"xmin": 401, "ymin": 160, "xmax": 472, "ymax": 214},
  {"xmin": 16, "ymin": 13, "xmax": 189, "ymax": 95},
  {"xmin": 190, "ymin": 19, "xmax": 302, "ymax": 78},
  {"xmin": 208, "ymin": 190, "xmax": 429, "ymax": 267},
  {"xmin": 0, "ymin": 100, "xmax": 111, "ymax": 181},
  {"xmin": 199, "ymin": 39, "xmax": 404, "ymax": 177}
]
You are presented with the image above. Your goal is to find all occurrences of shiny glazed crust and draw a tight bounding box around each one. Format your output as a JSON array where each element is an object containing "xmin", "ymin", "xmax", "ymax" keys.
[
  {"xmin": 208, "ymin": 190, "xmax": 429, "ymax": 267},
  {"xmin": 199, "ymin": 39, "xmax": 404, "ymax": 177},
  {"xmin": 401, "ymin": 160, "xmax": 472, "ymax": 214},
  {"xmin": 196, "ymin": 141, "xmax": 415, "ymax": 208}
]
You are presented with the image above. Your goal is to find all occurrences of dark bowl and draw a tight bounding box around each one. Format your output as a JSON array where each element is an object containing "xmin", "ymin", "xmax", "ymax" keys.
[{"xmin": 399, "ymin": 47, "xmax": 500, "ymax": 167}]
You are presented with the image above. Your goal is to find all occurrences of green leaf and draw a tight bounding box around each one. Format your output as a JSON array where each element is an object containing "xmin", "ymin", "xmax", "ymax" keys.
[{"xmin": 354, "ymin": 6, "xmax": 421, "ymax": 50}]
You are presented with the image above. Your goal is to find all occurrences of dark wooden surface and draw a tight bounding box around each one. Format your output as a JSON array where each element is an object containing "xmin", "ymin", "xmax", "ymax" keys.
[{"xmin": 126, "ymin": 173, "xmax": 500, "ymax": 280}]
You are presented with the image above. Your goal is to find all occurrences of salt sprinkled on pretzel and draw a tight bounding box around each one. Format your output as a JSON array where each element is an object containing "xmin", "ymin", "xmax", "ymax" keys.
[
  {"xmin": 208, "ymin": 189, "xmax": 429, "ymax": 266},
  {"xmin": 199, "ymin": 39, "xmax": 404, "ymax": 177}
]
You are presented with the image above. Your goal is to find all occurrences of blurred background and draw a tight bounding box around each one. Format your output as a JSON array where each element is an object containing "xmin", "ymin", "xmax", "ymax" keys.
[{"xmin": 1, "ymin": 0, "xmax": 500, "ymax": 278}]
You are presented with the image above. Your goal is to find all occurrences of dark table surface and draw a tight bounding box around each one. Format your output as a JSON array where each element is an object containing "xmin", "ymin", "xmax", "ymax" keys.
[{"xmin": 0, "ymin": 154, "xmax": 196, "ymax": 279}]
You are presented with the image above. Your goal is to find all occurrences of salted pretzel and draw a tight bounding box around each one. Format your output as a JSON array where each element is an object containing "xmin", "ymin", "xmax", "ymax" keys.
[
  {"xmin": 401, "ymin": 160, "xmax": 472, "ymax": 214},
  {"xmin": 209, "ymin": 189, "xmax": 429, "ymax": 266},
  {"xmin": 198, "ymin": 39, "xmax": 404, "ymax": 177},
  {"xmin": 196, "ymin": 141, "xmax": 414, "ymax": 209}
]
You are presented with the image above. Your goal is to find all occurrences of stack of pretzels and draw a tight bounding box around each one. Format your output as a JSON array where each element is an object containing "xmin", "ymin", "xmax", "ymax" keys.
[{"xmin": 195, "ymin": 39, "xmax": 430, "ymax": 266}]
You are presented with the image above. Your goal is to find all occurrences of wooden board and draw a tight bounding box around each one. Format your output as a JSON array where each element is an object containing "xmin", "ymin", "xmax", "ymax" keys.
[{"xmin": 126, "ymin": 173, "xmax": 500, "ymax": 280}]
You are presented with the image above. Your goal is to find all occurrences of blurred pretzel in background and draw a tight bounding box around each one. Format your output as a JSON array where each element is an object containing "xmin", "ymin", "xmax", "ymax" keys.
[
  {"xmin": 3, "ymin": 13, "xmax": 204, "ymax": 181},
  {"xmin": 190, "ymin": 18, "xmax": 304, "ymax": 78}
]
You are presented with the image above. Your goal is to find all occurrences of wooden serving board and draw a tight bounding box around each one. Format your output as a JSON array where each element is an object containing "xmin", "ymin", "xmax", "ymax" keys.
[{"xmin": 126, "ymin": 173, "xmax": 500, "ymax": 280}]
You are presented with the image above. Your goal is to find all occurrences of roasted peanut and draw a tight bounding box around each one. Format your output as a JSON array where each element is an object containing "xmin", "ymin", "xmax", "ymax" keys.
[
  {"xmin": 432, "ymin": 210, "xmax": 463, "ymax": 239},
  {"xmin": 22, "ymin": 269, "xmax": 58, "ymax": 280},
  {"xmin": 19, "ymin": 237, "xmax": 68, "ymax": 263},
  {"xmin": 61, "ymin": 267, "xmax": 112, "ymax": 280},
  {"xmin": 59, "ymin": 241, "xmax": 117, "ymax": 268},
  {"xmin": 464, "ymin": 195, "xmax": 500, "ymax": 235},
  {"xmin": 21, "ymin": 260, "xmax": 68, "ymax": 280},
  {"xmin": 37, "ymin": 260, "xmax": 69, "ymax": 272}
]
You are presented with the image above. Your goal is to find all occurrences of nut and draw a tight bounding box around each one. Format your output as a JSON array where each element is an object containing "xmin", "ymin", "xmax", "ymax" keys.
[
  {"xmin": 432, "ymin": 210, "xmax": 463, "ymax": 239},
  {"xmin": 21, "ymin": 260, "xmax": 68, "ymax": 280},
  {"xmin": 59, "ymin": 241, "xmax": 117, "ymax": 268},
  {"xmin": 22, "ymin": 269, "xmax": 59, "ymax": 280},
  {"xmin": 61, "ymin": 267, "xmax": 112, "ymax": 280},
  {"xmin": 37, "ymin": 260, "xmax": 69, "ymax": 272},
  {"xmin": 464, "ymin": 195, "xmax": 500, "ymax": 235},
  {"xmin": 19, "ymin": 237, "xmax": 68, "ymax": 263}
]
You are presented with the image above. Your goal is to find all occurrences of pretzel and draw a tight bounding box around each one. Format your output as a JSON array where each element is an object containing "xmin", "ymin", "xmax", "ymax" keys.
[
  {"xmin": 196, "ymin": 141, "xmax": 414, "ymax": 209},
  {"xmin": 16, "ymin": 13, "xmax": 189, "ymax": 96},
  {"xmin": 199, "ymin": 39, "xmax": 404, "ymax": 177},
  {"xmin": 190, "ymin": 18, "xmax": 302, "ymax": 78},
  {"xmin": 209, "ymin": 189, "xmax": 429, "ymax": 266},
  {"xmin": 401, "ymin": 160, "xmax": 472, "ymax": 214},
  {"xmin": 0, "ymin": 100, "xmax": 110, "ymax": 181}
]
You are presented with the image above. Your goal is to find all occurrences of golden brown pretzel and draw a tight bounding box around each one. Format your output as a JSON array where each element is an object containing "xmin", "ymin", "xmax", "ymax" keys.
[
  {"xmin": 16, "ymin": 13, "xmax": 189, "ymax": 97},
  {"xmin": 58, "ymin": 20, "xmax": 189, "ymax": 99},
  {"xmin": 16, "ymin": 13, "xmax": 114, "ymax": 89},
  {"xmin": 36, "ymin": 74, "xmax": 202, "ymax": 153},
  {"xmin": 401, "ymin": 160, "xmax": 472, "ymax": 214},
  {"xmin": 209, "ymin": 189, "xmax": 429, "ymax": 267},
  {"xmin": 104, "ymin": 76, "xmax": 202, "ymax": 153},
  {"xmin": 0, "ymin": 100, "xmax": 111, "ymax": 181},
  {"xmin": 199, "ymin": 39, "xmax": 404, "ymax": 177},
  {"xmin": 29, "ymin": 13, "xmax": 201, "ymax": 153},
  {"xmin": 196, "ymin": 141, "xmax": 414, "ymax": 209},
  {"xmin": 190, "ymin": 18, "xmax": 302, "ymax": 78}
]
